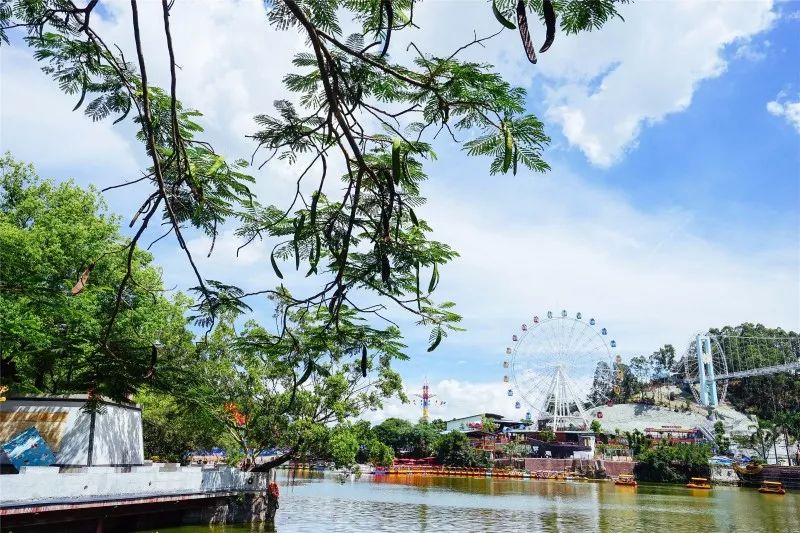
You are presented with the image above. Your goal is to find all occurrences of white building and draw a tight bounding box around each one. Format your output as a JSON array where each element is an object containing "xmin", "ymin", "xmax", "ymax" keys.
[{"xmin": 0, "ymin": 394, "xmax": 143, "ymax": 467}]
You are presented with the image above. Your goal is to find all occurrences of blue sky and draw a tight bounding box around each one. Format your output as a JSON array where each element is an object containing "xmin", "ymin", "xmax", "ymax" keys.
[{"xmin": 2, "ymin": 0, "xmax": 798, "ymax": 421}]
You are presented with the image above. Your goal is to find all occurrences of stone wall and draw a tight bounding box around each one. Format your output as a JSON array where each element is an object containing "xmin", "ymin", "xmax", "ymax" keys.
[
  {"xmin": 521, "ymin": 457, "xmax": 635, "ymax": 477},
  {"xmin": 601, "ymin": 461, "xmax": 635, "ymax": 477},
  {"xmin": 523, "ymin": 458, "xmax": 573, "ymax": 472},
  {"xmin": 184, "ymin": 492, "xmax": 269, "ymax": 524},
  {"xmin": 710, "ymin": 465, "xmax": 739, "ymax": 485}
]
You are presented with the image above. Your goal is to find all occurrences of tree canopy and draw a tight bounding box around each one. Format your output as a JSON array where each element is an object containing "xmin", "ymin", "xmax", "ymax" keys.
[
  {"xmin": 0, "ymin": 154, "xmax": 193, "ymax": 403},
  {"xmin": 711, "ymin": 323, "xmax": 800, "ymax": 421},
  {"xmin": 166, "ymin": 301, "xmax": 407, "ymax": 470}
]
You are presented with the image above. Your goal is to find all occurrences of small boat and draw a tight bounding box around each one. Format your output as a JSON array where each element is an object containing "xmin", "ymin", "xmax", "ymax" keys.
[
  {"xmin": 614, "ymin": 474, "xmax": 637, "ymax": 487},
  {"xmin": 686, "ymin": 477, "xmax": 712, "ymax": 489},
  {"xmin": 758, "ymin": 481, "xmax": 786, "ymax": 495}
]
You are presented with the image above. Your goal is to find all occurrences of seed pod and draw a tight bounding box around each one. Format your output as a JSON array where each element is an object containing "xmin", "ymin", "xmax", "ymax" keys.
[
  {"xmin": 414, "ymin": 262, "xmax": 422, "ymax": 311},
  {"xmin": 415, "ymin": 262, "xmax": 421, "ymax": 310},
  {"xmin": 493, "ymin": 0, "xmax": 516, "ymax": 29},
  {"xmin": 73, "ymin": 83, "xmax": 87, "ymax": 112},
  {"xmin": 294, "ymin": 213, "xmax": 305, "ymax": 242},
  {"xmin": 392, "ymin": 138, "xmax": 402, "ymax": 185},
  {"xmin": 428, "ymin": 262, "xmax": 439, "ymax": 293},
  {"xmin": 270, "ymin": 249, "xmax": 284, "ymax": 279},
  {"xmin": 324, "ymin": 218, "xmax": 335, "ymax": 242},
  {"xmin": 502, "ymin": 122, "xmax": 513, "ymax": 173},
  {"xmin": 71, "ymin": 262, "xmax": 95, "ymax": 295},
  {"xmin": 379, "ymin": 0, "xmax": 394, "ymax": 59},
  {"xmin": 309, "ymin": 190, "xmax": 319, "ymax": 226},
  {"xmin": 305, "ymin": 234, "xmax": 321, "ymax": 277},
  {"xmin": 409, "ymin": 208, "xmax": 418, "ymax": 226},
  {"xmin": 144, "ymin": 345, "xmax": 158, "ymax": 379},
  {"xmin": 361, "ymin": 345, "xmax": 368, "ymax": 377},
  {"xmin": 385, "ymin": 169, "xmax": 396, "ymax": 239},
  {"xmin": 516, "ymin": 0, "xmax": 537, "ymax": 64},
  {"xmin": 540, "ymin": 0, "xmax": 556, "ymax": 53},
  {"xmin": 381, "ymin": 253, "xmax": 391, "ymax": 284},
  {"xmin": 328, "ymin": 291, "xmax": 339, "ymax": 316},
  {"xmin": 513, "ymin": 144, "xmax": 519, "ymax": 176}
]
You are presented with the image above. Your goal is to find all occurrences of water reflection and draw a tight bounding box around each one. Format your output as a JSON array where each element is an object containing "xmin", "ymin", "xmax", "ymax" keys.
[{"xmin": 142, "ymin": 471, "xmax": 800, "ymax": 533}]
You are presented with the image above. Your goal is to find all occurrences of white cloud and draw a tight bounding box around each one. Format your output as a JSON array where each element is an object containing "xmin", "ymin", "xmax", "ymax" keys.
[
  {"xmin": 0, "ymin": 48, "xmax": 140, "ymax": 181},
  {"xmin": 91, "ymin": 0, "xmax": 306, "ymax": 184},
  {"xmin": 362, "ymin": 378, "xmax": 513, "ymax": 424},
  {"xmin": 734, "ymin": 39, "xmax": 770, "ymax": 62},
  {"xmin": 785, "ymin": 10, "xmax": 800, "ymax": 22},
  {"xmin": 766, "ymin": 92, "xmax": 800, "ymax": 133},
  {"xmin": 418, "ymin": 161, "xmax": 799, "ymax": 359},
  {"xmin": 540, "ymin": 1, "xmax": 776, "ymax": 167}
]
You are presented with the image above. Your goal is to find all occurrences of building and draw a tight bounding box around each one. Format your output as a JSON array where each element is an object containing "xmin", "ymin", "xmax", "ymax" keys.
[
  {"xmin": 445, "ymin": 413, "xmax": 524, "ymax": 433},
  {"xmin": 644, "ymin": 426, "xmax": 706, "ymax": 444},
  {"xmin": 507, "ymin": 429, "xmax": 596, "ymax": 460},
  {"xmin": 445, "ymin": 413, "xmax": 501, "ymax": 432},
  {"xmin": 444, "ymin": 413, "xmax": 527, "ymax": 460},
  {"xmin": 0, "ymin": 394, "xmax": 143, "ymax": 467}
]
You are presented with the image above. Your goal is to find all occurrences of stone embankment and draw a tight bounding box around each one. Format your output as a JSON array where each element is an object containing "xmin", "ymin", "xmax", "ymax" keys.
[
  {"xmin": 522, "ymin": 458, "xmax": 635, "ymax": 478},
  {"xmin": 0, "ymin": 463, "xmax": 270, "ymax": 531}
]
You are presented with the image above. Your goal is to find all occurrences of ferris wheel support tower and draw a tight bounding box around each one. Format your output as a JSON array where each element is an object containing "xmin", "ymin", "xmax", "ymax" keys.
[{"xmin": 695, "ymin": 334, "xmax": 718, "ymax": 407}]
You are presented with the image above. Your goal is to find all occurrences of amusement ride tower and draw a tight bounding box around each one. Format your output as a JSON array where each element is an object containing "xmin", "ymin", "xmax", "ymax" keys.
[{"xmin": 413, "ymin": 380, "xmax": 444, "ymax": 421}]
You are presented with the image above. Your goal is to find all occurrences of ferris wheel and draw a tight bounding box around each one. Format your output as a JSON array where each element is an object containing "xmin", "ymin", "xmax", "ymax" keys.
[{"xmin": 502, "ymin": 310, "xmax": 617, "ymax": 431}]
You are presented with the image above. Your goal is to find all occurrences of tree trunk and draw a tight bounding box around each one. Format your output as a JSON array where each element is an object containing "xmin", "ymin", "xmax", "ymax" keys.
[
  {"xmin": 773, "ymin": 436, "xmax": 780, "ymax": 465},
  {"xmin": 783, "ymin": 429, "xmax": 792, "ymax": 466},
  {"xmin": 250, "ymin": 449, "xmax": 296, "ymax": 472}
]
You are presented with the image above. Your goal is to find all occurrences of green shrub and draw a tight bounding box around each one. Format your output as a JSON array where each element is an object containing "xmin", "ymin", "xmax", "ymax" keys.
[{"xmin": 634, "ymin": 443, "xmax": 711, "ymax": 483}]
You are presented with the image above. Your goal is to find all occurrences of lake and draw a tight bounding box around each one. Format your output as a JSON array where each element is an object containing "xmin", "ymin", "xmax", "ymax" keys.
[{"xmin": 143, "ymin": 471, "xmax": 800, "ymax": 532}]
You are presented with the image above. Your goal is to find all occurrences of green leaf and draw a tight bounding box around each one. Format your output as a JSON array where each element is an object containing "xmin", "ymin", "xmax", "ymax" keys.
[{"xmin": 207, "ymin": 156, "xmax": 224, "ymax": 175}]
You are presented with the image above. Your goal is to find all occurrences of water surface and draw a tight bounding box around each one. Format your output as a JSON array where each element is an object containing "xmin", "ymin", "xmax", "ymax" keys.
[{"xmin": 144, "ymin": 471, "xmax": 800, "ymax": 532}]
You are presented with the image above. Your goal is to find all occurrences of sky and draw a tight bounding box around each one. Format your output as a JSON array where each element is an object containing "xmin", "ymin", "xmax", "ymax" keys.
[{"xmin": 2, "ymin": 0, "xmax": 799, "ymax": 423}]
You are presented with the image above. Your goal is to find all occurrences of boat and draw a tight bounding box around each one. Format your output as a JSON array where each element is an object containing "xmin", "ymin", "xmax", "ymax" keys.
[
  {"xmin": 758, "ymin": 481, "xmax": 786, "ymax": 495},
  {"xmin": 614, "ymin": 474, "xmax": 637, "ymax": 487},
  {"xmin": 734, "ymin": 463, "xmax": 800, "ymax": 490},
  {"xmin": 686, "ymin": 477, "xmax": 712, "ymax": 489}
]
